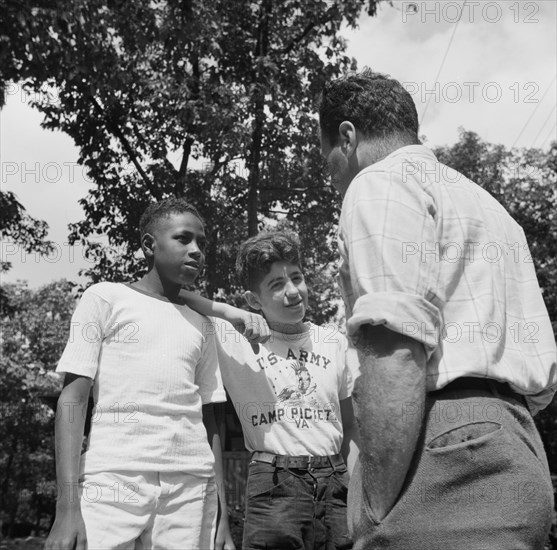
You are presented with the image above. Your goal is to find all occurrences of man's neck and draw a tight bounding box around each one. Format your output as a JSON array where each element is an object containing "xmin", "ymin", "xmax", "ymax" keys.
[{"xmin": 357, "ymin": 134, "xmax": 421, "ymax": 170}]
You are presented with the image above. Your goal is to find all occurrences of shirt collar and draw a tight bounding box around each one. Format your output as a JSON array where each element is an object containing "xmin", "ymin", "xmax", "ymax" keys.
[
  {"xmin": 350, "ymin": 144, "xmax": 437, "ymax": 183},
  {"xmin": 370, "ymin": 144, "xmax": 437, "ymax": 168}
]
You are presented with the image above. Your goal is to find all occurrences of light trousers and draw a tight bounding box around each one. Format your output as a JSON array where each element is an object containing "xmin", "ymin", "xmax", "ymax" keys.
[{"xmin": 79, "ymin": 470, "xmax": 218, "ymax": 550}]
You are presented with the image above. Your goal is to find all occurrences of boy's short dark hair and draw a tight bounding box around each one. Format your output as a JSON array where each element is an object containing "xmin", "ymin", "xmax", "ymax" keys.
[
  {"xmin": 236, "ymin": 231, "xmax": 302, "ymax": 291},
  {"xmin": 139, "ymin": 198, "xmax": 204, "ymax": 238},
  {"xmin": 319, "ymin": 68, "xmax": 419, "ymax": 145}
]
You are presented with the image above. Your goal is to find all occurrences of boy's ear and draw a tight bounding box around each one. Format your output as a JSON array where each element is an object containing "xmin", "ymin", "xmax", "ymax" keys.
[
  {"xmin": 244, "ymin": 290, "xmax": 262, "ymax": 311},
  {"xmin": 141, "ymin": 233, "xmax": 155, "ymax": 259}
]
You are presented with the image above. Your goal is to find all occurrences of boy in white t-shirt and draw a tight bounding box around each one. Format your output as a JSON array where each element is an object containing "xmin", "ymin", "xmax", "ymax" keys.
[
  {"xmin": 45, "ymin": 199, "xmax": 233, "ymax": 550},
  {"xmin": 183, "ymin": 231, "xmax": 358, "ymax": 550}
]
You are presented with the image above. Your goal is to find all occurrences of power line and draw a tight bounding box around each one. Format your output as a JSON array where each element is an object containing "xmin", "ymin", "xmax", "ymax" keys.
[
  {"xmin": 540, "ymin": 122, "xmax": 557, "ymax": 150},
  {"xmin": 530, "ymin": 104, "xmax": 556, "ymax": 148},
  {"xmin": 420, "ymin": 0, "xmax": 466, "ymax": 126},
  {"xmin": 511, "ymin": 74, "xmax": 556, "ymax": 148}
]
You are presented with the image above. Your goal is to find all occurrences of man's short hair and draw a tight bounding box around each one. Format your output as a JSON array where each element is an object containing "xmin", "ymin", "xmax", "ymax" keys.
[
  {"xmin": 236, "ymin": 231, "xmax": 302, "ymax": 291},
  {"xmin": 139, "ymin": 198, "xmax": 204, "ymax": 238},
  {"xmin": 319, "ymin": 69, "xmax": 419, "ymax": 145}
]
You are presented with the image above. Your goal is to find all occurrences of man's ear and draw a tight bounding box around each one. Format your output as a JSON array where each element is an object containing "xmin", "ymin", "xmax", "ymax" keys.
[
  {"xmin": 244, "ymin": 290, "xmax": 262, "ymax": 311},
  {"xmin": 338, "ymin": 121, "xmax": 358, "ymax": 157},
  {"xmin": 141, "ymin": 233, "xmax": 155, "ymax": 259}
]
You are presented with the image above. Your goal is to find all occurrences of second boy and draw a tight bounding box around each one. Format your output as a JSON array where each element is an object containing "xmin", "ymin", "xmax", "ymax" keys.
[{"xmin": 184, "ymin": 231, "xmax": 357, "ymax": 550}]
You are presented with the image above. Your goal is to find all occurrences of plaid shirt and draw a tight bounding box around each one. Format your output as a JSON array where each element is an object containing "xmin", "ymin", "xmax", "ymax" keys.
[{"xmin": 338, "ymin": 145, "xmax": 557, "ymax": 415}]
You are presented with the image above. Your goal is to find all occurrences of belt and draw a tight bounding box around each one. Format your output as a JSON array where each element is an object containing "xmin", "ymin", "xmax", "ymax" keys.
[
  {"xmin": 251, "ymin": 451, "xmax": 344, "ymax": 470},
  {"xmin": 431, "ymin": 377, "xmax": 525, "ymax": 405}
]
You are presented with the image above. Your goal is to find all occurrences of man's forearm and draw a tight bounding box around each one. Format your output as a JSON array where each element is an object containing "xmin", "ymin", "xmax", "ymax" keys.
[{"xmin": 353, "ymin": 324, "xmax": 426, "ymax": 522}]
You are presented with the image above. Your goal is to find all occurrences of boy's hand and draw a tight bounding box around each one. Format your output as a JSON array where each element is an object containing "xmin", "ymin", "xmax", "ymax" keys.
[
  {"xmin": 215, "ymin": 516, "xmax": 236, "ymax": 550},
  {"xmin": 45, "ymin": 509, "xmax": 87, "ymax": 550},
  {"xmin": 230, "ymin": 310, "xmax": 271, "ymax": 345}
]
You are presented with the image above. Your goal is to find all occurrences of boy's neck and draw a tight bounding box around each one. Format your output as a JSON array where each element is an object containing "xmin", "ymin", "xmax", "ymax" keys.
[
  {"xmin": 266, "ymin": 320, "xmax": 309, "ymax": 335},
  {"xmin": 133, "ymin": 271, "xmax": 183, "ymax": 303}
]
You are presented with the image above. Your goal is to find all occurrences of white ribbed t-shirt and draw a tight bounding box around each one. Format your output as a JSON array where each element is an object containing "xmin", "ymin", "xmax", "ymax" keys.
[{"xmin": 57, "ymin": 282, "xmax": 226, "ymax": 476}]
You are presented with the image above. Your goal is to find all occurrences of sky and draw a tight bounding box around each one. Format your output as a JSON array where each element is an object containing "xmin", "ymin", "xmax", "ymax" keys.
[{"xmin": 1, "ymin": 0, "xmax": 556, "ymax": 288}]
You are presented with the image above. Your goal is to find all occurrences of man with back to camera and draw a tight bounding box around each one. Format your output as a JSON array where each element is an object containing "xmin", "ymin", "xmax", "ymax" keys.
[{"xmin": 318, "ymin": 69, "xmax": 557, "ymax": 549}]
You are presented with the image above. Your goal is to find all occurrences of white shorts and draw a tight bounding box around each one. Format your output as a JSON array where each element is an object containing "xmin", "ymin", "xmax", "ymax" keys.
[{"xmin": 79, "ymin": 470, "xmax": 218, "ymax": 550}]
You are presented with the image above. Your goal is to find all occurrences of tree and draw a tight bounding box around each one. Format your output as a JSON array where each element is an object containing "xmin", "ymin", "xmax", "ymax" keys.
[
  {"xmin": 0, "ymin": 191, "xmax": 52, "ymax": 273},
  {"xmin": 0, "ymin": 280, "xmax": 76, "ymax": 535},
  {"xmin": 1, "ymin": 0, "xmax": 381, "ymax": 318}
]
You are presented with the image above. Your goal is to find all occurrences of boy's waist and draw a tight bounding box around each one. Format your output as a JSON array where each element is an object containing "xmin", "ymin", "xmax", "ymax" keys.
[{"xmin": 251, "ymin": 451, "xmax": 344, "ymax": 470}]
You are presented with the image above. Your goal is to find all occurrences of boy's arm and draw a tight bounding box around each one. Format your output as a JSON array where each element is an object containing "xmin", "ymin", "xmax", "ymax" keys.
[
  {"xmin": 45, "ymin": 373, "xmax": 91, "ymax": 550},
  {"xmin": 340, "ymin": 397, "xmax": 360, "ymax": 475},
  {"xmin": 203, "ymin": 403, "xmax": 235, "ymax": 550},
  {"xmin": 180, "ymin": 290, "xmax": 270, "ymax": 344}
]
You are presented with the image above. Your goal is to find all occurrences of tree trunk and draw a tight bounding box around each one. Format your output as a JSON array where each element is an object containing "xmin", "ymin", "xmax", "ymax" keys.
[
  {"xmin": 0, "ymin": 438, "xmax": 17, "ymax": 512},
  {"xmin": 247, "ymin": 0, "xmax": 271, "ymax": 237},
  {"xmin": 247, "ymin": 102, "xmax": 263, "ymax": 237},
  {"xmin": 176, "ymin": 54, "xmax": 200, "ymax": 196},
  {"xmin": 205, "ymin": 229, "xmax": 218, "ymax": 300},
  {"xmin": 176, "ymin": 136, "xmax": 194, "ymax": 197}
]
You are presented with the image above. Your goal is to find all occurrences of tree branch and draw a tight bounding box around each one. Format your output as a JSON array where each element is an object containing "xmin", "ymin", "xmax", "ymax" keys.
[
  {"xmin": 279, "ymin": 12, "xmax": 335, "ymax": 56},
  {"xmin": 89, "ymin": 96, "xmax": 154, "ymax": 191}
]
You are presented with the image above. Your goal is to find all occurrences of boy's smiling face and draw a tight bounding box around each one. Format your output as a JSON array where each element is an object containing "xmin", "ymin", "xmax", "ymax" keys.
[
  {"xmin": 246, "ymin": 260, "xmax": 308, "ymax": 329},
  {"xmin": 149, "ymin": 211, "xmax": 206, "ymax": 287}
]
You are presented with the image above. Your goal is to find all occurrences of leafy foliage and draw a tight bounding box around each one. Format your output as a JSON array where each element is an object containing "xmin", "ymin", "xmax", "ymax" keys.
[
  {"xmin": 0, "ymin": 191, "xmax": 52, "ymax": 272},
  {"xmin": 0, "ymin": 280, "xmax": 76, "ymax": 535},
  {"xmin": 1, "ymin": 0, "xmax": 381, "ymax": 315}
]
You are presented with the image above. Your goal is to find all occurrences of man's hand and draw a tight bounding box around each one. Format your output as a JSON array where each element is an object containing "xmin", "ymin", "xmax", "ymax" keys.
[
  {"xmin": 44, "ymin": 509, "xmax": 87, "ymax": 550},
  {"xmin": 215, "ymin": 515, "xmax": 236, "ymax": 550}
]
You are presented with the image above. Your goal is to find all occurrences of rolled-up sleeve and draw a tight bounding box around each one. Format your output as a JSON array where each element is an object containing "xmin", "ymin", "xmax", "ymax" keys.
[{"xmin": 340, "ymin": 168, "xmax": 443, "ymax": 358}]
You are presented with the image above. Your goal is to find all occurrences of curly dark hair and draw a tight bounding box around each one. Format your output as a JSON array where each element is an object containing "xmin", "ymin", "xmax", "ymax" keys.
[
  {"xmin": 236, "ymin": 231, "xmax": 302, "ymax": 291},
  {"xmin": 319, "ymin": 68, "xmax": 419, "ymax": 145},
  {"xmin": 139, "ymin": 198, "xmax": 204, "ymax": 238}
]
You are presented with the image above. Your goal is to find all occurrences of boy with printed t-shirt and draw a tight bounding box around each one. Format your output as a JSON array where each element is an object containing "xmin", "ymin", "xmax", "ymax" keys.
[
  {"xmin": 45, "ymin": 199, "xmax": 233, "ymax": 550},
  {"xmin": 183, "ymin": 231, "xmax": 358, "ymax": 550}
]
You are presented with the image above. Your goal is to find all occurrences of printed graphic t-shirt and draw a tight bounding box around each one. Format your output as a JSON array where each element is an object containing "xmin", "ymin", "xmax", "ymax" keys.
[{"xmin": 213, "ymin": 318, "xmax": 357, "ymax": 456}]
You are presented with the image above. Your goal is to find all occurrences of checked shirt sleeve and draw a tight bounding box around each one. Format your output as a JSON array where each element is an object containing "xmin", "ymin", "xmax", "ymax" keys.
[{"xmin": 339, "ymin": 168, "xmax": 443, "ymax": 358}]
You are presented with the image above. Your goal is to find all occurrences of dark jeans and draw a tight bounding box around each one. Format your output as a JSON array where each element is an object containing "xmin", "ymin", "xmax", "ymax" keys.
[{"xmin": 242, "ymin": 460, "xmax": 352, "ymax": 550}]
